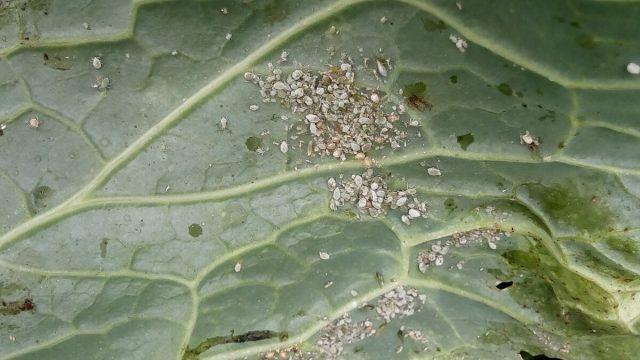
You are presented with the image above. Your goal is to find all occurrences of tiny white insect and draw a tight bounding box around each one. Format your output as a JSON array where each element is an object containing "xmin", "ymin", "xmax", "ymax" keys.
[
  {"xmin": 520, "ymin": 130, "xmax": 539, "ymax": 146},
  {"xmin": 83, "ymin": 22, "xmax": 90, "ymax": 30},
  {"xmin": 376, "ymin": 59, "xmax": 388, "ymax": 77},
  {"xmin": 350, "ymin": 289, "xmax": 358, "ymax": 297},
  {"xmin": 220, "ymin": 117, "xmax": 228, "ymax": 129},
  {"xmin": 427, "ymin": 167, "xmax": 441, "ymax": 176},
  {"xmin": 380, "ymin": 16, "xmax": 388, "ymax": 24},
  {"xmin": 171, "ymin": 50, "xmax": 178, "ymax": 56},
  {"xmin": 0, "ymin": 123, "xmax": 6, "ymax": 131},
  {"xmin": 305, "ymin": 114, "xmax": 320, "ymax": 123},
  {"xmin": 627, "ymin": 62, "xmax": 640, "ymax": 75},
  {"xmin": 279, "ymin": 141, "xmax": 288, "ymax": 154},
  {"xmin": 165, "ymin": 185, "xmax": 171, "ymax": 192},
  {"xmin": 249, "ymin": 104, "xmax": 259, "ymax": 111},
  {"xmin": 225, "ymin": 33, "xmax": 232, "ymax": 40},
  {"xmin": 9, "ymin": 335, "xmax": 16, "ymax": 341},
  {"xmin": 27, "ymin": 117, "xmax": 40, "ymax": 129},
  {"xmin": 220, "ymin": 7, "xmax": 229, "ymax": 15},
  {"xmin": 319, "ymin": 251, "xmax": 330, "ymax": 260},
  {"xmin": 401, "ymin": 215, "xmax": 410, "ymax": 225},
  {"xmin": 408, "ymin": 208, "xmax": 421, "ymax": 219},
  {"xmin": 324, "ymin": 281, "xmax": 333, "ymax": 288},
  {"xmin": 92, "ymin": 76, "xmax": 110, "ymax": 90},
  {"xmin": 456, "ymin": 1, "xmax": 463, "ymax": 10},
  {"xmin": 234, "ymin": 262, "xmax": 242, "ymax": 272},
  {"xmin": 91, "ymin": 56, "xmax": 102, "ymax": 69}
]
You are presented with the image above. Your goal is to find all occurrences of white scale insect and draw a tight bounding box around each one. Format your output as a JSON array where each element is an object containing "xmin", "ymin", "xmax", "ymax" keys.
[{"xmin": 91, "ymin": 56, "xmax": 102, "ymax": 69}]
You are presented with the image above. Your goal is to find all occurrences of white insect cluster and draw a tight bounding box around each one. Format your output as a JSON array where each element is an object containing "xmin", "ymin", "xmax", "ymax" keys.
[
  {"xmin": 244, "ymin": 59, "xmax": 408, "ymax": 162},
  {"xmin": 417, "ymin": 228, "xmax": 509, "ymax": 272},
  {"xmin": 449, "ymin": 34, "xmax": 468, "ymax": 53},
  {"xmin": 326, "ymin": 169, "xmax": 428, "ymax": 223},
  {"xmin": 627, "ymin": 62, "xmax": 640, "ymax": 75},
  {"xmin": 316, "ymin": 286, "xmax": 427, "ymax": 358}
]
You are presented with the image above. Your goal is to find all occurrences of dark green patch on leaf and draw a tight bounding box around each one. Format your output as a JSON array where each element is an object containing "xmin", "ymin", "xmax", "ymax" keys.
[
  {"xmin": 245, "ymin": 136, "xmax": 263, "ymax": 152},
  {"xmin": 403, "ymin": 82, "xmax": 426, "ymax": 96},
  {"xmin": 496, "ymin": 83, "xmax": 513, "ymax": 96},
  {"xmin": 183, "ymin": 330, "xmax": 287, "ymax": 359},
  {"xmin": 444, "ymin": 197, "xmax": 457, "ymax": 213},
  {"xmin": 605, "ymin": 236, "xmax": 638, "ymax": 255},
  {"xmin": 522, "ymin": 182, "xmax": 613, "ymax": 234},
  {"xmin": 42, "ymin": 53, "xmax": 72, "ymax": 71},
  {"xmin": 403, "ymin": 82, "xmax": 431, "ymax": 111},
  {"xmin": 188, "ymin": 223, "xmax": 203, "ymax": 238},
  {"xmin": 449, "ymin": 75, "xmax": 458, "ymax": 84},
  {"xmin": 456, "ymin": 133, "xmax": 474, "ymax": 150},
  {"xmin": 421, "ymin": 17, "xmax": 446, "ymax": 32},
  {"xmin": 32, "ymin": 185, "xmax": 53, "ymax": 209},
  {"xmin": 264, "ymin": 0, "xmax": 288, "ymax": 23},
  {"xmin": 99, "ymin": 238, "xmax": 109, "ymax": 258},
  {"xmin": 575, "ymin": 34, "xmax": 597, "ymax": 49}
]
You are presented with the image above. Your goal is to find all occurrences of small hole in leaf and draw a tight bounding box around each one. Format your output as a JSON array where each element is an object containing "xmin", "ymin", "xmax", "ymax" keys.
[
  {"xmin": 519, "ymin": 350, "xmax": 563, "ymax": 360},
  {"xmin": 496, "ymin": 281, "xmax": 513, "ymax": 290}
]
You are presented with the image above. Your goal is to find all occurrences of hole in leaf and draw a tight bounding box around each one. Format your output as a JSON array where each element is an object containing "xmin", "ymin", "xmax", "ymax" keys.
[{"xmin": 519, "ymin": 350, "xmax": 563, "ymax": 360}]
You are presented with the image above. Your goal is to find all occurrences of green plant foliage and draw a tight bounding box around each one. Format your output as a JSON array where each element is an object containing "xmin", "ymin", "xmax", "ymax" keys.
[{"xmin": 1, "ymin": 1, "xmax": 640, "ymax": 359}]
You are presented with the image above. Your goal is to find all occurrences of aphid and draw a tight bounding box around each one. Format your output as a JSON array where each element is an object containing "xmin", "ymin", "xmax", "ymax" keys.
[
  {"xmin": 219, "ymin": 117, "xmax": 228, "ymax": 130},
  {"xmin": 628, "ymin": 62, "xmax": 640, "ymax": 75},
  {"xmin": 279, "ymin": 51, "xmax": 288, "ymax": 63},
  {"xmin": 225, "ymin": 33, "xmax": 232, "ymax": 40},
  {"xmin": 92, "ymin": 76, "xmax": 110, "ymax": 90},
  {"xmin": 249, "ymin": 104, "xmax": 259, "ymax": 111},
  {"xmin": 408, "ymin": 208, "xmax": 421, "ymax": 219},
  {"xmin": 27, "ymin": 117, "xmax": 40, "ymax": 129},
  {"xmin": 279, "ymin": 141, "xmax": 288, "ymax": 154},
  {"xmin": 426, "ymin": 167, "xmax": 441, "ymax": 176},
  {"xmin": 520, "ymin": 130, "xmax": 540, "ymax": 150},
  {"xmin": 234, "ymin": 262, "xmax": 242, "ymax": 272},
  {"xmin": 376, "ymin": 59, "xmax": 388, "ymax": 77},
  {"xmin": 375, "ymin": 271, "xmax": 384, "ymax": 287},
  {"xmin": 91, "ymin": 56, "xmax": 102, "ymax": 69}
]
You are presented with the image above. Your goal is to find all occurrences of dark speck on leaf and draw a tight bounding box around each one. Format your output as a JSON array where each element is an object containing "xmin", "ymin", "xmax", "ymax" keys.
[{"xmin": 188, "ymin": 223, "xmax": 203, "ymax": 238}]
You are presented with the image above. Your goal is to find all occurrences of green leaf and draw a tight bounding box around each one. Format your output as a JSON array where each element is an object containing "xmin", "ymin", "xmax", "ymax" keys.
[{"xmin": 1, "ymin": 0, "xmax": 640, "ymax": 359}]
